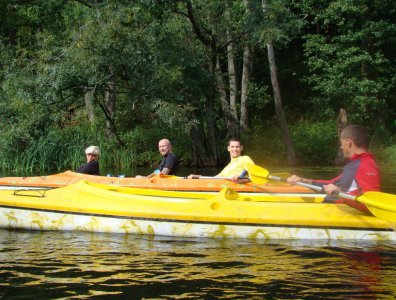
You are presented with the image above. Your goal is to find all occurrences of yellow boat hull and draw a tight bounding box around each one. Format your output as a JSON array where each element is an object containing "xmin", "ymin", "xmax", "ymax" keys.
[{"xmin": 1, "ymin": 181, "xmax": 395, "ymax": 240}]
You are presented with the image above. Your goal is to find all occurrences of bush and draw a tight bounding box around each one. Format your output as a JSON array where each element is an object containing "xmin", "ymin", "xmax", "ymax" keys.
[
  {"xmin": 377, "ymin": 145, "xmax": 396, "ymax": 166},
  {"xmin": 0, "ymin": 123, "xmax": 97, "ymax": 174},
  {"xmin": 246, "ymin": 123, "xmax": 288, "ymax": 166},
  {"xmin": 290, "ymin": 122, "xmax": 338, "ymax": 165},
  {"xmin": 247, "ymin": 120, "xmax": 338, "ymax": 166}
]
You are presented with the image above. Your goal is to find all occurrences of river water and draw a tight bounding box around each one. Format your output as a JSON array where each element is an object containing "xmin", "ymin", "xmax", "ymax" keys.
[{"xmin": 1, "ymin": 166, "xmax": 396, "ymax": 299}]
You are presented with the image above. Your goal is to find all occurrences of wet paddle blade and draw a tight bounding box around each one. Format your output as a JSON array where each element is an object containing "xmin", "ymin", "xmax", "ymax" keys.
[
  {"xmin": 357, "ymin": 192, "xmax": 396, "ymax": 222},
  {"xmin": 247, "ymin": 164, "xmax": 269, "ymax": 184}
]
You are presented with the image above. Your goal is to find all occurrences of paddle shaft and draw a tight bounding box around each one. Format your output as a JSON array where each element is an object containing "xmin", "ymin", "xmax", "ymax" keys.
[
  {"xmin": 268, "ymin": 175, "xmax": 356, "ymax": 201},
  {"xmin": 197, "ymin": 176, "xmax": 249, "ymax": 180}
]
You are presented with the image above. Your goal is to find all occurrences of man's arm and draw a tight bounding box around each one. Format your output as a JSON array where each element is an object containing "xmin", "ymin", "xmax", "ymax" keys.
[{"xmin": 161, "ymin": 167, "xmax": 171, "ymax": 175}]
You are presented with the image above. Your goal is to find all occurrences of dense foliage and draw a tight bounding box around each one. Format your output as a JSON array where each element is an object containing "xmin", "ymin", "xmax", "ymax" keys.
[{"xmin": 0, "ymin": 0, "xmax": 395, "ymax": 174}]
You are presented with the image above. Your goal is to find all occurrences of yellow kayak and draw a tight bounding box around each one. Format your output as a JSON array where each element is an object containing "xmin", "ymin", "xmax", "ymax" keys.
[
  {"xmin": 1, "ymin": 181, "xmax": 394, "ymax": 240},
  {"xmin": 0, "ymin": 170, "xmax": 312, "ymax": 193}
]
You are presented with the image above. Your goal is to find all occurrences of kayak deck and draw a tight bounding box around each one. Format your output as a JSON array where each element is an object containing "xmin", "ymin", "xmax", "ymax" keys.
[{"xmin": 0, "ymin": 171, "xmax": 313, "ymax": 193}]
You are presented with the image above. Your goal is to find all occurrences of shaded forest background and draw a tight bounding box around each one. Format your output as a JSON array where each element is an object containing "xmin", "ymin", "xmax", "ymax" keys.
[{"xmin": 0, "ymin": 0, "xmax": 395, "ymax": 174}]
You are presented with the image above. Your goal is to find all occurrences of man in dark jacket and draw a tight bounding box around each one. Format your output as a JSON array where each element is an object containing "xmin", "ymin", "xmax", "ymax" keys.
[{"xmin": 76, "ymin": 145, "xmax": 100, "ymax": 176}]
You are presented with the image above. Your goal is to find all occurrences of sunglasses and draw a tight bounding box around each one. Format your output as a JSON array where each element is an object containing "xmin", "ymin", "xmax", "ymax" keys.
[{"xmin": 86, "ymin": 153, "xmax": 98, "ymax": 157}]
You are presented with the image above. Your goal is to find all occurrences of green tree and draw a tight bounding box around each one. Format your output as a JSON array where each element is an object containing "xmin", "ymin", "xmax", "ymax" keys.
[{"xmin": 302, "ymin": 0, "xmax": 396, "ymax": 126}]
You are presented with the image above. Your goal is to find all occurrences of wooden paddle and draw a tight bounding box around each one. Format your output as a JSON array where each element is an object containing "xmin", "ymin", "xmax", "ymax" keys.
[{"xmin": 247, "ymin": 163, "xmax": 396, "ymax": 222}]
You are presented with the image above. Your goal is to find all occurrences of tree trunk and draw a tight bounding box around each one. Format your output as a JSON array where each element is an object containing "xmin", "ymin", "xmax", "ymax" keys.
[
  {"xmin": 224, "ymin": 0, "xmax": 238, "ymax": 120},
  {"xmin": 215, "ymin": 55, "xmax": 239, "ymax": 138},
  {"xmin": 204, "ymin": 94, "xmax": 219, "ymax": 166},
  {"xmin": 190, "ymin": 124, "xmax": 215, "ymax": 167},
  {"xmin": 105, "ymin": 82, "xmax": 116, "ymax": 135},
  {"xmin": 84, "ymin": 88, "xmax": 95, "ymax": 124},
  {"xmin": 240, "ymin": 45, "xmax": 252, "ymax": 132},
  {"xmin": 335, "ymin": 108, "xmax": 347, "ymax": 165},
  {"xmin": 95, "ymin": 67, "xmax": 125, "ymax": 147},
  {"xmin": 240, "ymin": 0, "xmax": 253, "ymax": 132},
  {"xmin": 196, "ymin": 52, "xmax": 219, "ymax": 166},
  {"xmin": 105, "ymin": 80, "xmax": 116, "ymax": 136},
  {"xmin": 267, "ymin": 43, "xmax": 297, "ymax": 166},
  {"xmin": 225, "ymin": 1, "xmax": 239, "ymax": 132},
  {"xmin": 189, "ymin": 53, "xmax": 219, "ymax": 167},
  {"xmin": 182, "ymin": 2, "xmax": 222, "ymax": 165},
  {"xmin": 226, "ymin": 32, "xmax": 238, "ymax": 120}
]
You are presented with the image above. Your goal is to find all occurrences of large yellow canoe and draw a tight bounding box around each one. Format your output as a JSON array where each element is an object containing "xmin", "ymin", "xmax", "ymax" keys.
[
  {"xmin": 0, "ymin": 170, "xmax": 312, "ymax": 193},
  {"xmin": 1, "ymin": 181, "xmax": 395, "ymax": 241}
]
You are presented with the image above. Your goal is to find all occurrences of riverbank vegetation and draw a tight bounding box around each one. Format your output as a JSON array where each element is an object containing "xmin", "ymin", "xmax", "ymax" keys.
[{"xmin": 0, "ymin": 0, "xmax": 395, "ymax": 173}]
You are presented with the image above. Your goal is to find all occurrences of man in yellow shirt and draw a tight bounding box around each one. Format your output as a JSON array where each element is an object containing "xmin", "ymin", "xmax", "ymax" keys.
[{"xmin": 188, "ymin": 138, "xmax": 254, "ymax": 181}]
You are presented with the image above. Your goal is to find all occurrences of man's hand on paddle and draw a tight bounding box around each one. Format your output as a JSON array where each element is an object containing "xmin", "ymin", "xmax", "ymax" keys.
[
  {"xmin": 287, "ymin": 175, "xmax": 313, "ymax": 185},
  {"xmin": 323, "ymin": 183, "xmax": 341, "ymax": 195}
]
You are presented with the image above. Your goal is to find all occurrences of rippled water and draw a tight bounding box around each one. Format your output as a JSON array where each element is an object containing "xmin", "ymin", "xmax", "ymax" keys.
[
  {"xmin": 1, "ymin": 230, "xmax": 396, "ymax": 299},
  {"xmin": 1, "ymin": 167, "xmax": 396, "ymax": 299}
]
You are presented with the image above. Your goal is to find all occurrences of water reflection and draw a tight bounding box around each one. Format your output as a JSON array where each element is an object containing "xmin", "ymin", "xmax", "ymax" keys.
[{"xmin": 1, "ymin": 230, "xmax": 396, "ymax": 299}]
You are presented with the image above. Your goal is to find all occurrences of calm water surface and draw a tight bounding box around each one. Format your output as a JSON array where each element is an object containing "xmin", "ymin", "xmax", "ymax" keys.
[
  {"xmin": 1, "ymin": 232, "xmax": 396, "ymax": 299},
  {"xmin": 1, "ymin": 167, "xmax": 396, "ymax": 299}
]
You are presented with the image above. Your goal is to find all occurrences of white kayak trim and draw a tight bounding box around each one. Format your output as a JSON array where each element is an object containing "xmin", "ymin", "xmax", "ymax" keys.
[{"xmin": 1, "ymin": 206, "xmax": 395, "ymax": 241}]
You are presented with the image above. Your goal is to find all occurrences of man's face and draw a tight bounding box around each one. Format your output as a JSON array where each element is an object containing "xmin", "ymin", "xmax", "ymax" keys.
[
  {"xmin": 158, "ymin": 140, "xmax": 171, "ymax": 156},
  {"xmin": 227, "ymin": 141, "xmax": 243, "ymax": 159},
  {"xmin": 340, "ymin": 138, "xmax": 352, "ymax": 158}
]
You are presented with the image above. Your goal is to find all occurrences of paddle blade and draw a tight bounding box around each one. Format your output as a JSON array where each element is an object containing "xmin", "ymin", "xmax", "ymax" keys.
[
  {"xmin": 357, "ymin": 191, "xmax": 396, "ymax": 222},
  {"xmin": 247, "ymin": 164, "xmax": 269, "ymax": 184},
  {"xmin": 158, "ymin": 174, "xmax": 180, "ymax": 180}
]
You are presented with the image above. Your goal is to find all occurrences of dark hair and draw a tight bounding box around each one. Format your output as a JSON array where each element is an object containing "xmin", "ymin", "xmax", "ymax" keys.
[
  {"xmin": 228, "ymin": 138, "xmax": 242, "ymax": 146},
  {"xmin": 341, "ymin": 125, "xmax": 369, "ymax": 148}
]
